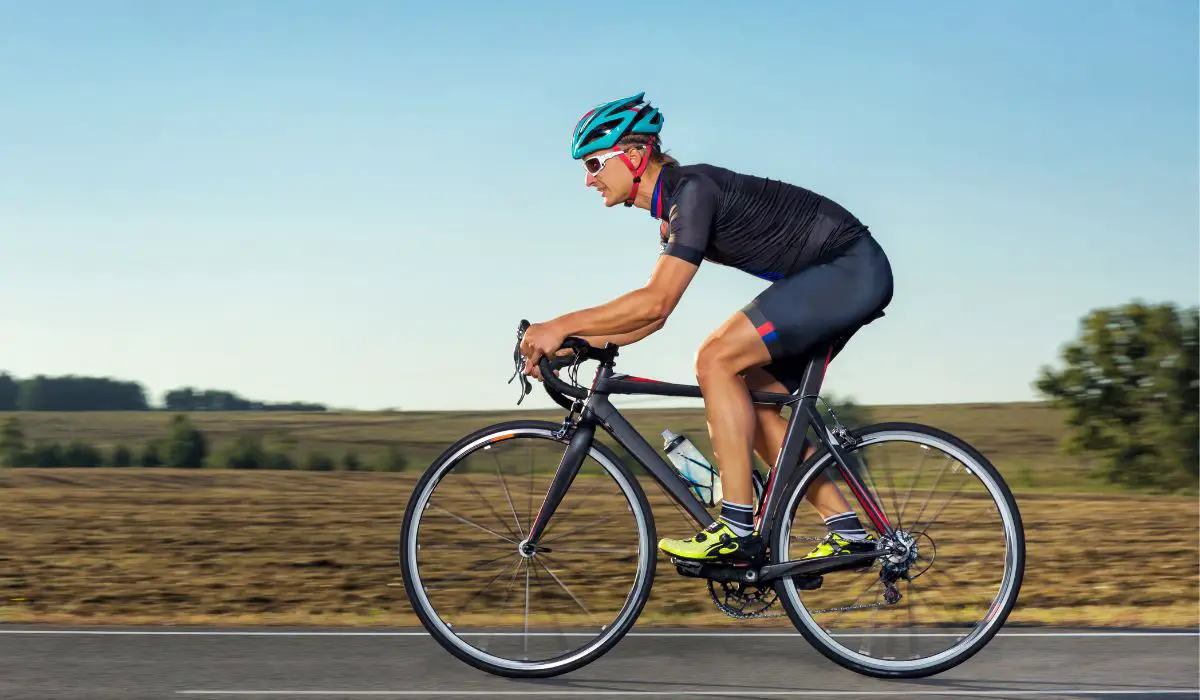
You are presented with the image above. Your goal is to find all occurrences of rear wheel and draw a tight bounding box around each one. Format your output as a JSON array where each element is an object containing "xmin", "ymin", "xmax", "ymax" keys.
[
  {"xmin": 771, "ymin": 422, "xmax": 1024, "ymax": 678},
  {"xmin": 399, "ymin": 420, "xmax": 657, "ymax": 678}
]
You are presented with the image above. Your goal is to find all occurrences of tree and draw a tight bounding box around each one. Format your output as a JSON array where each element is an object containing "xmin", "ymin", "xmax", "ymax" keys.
[
  {"xmin": 306, "ymin": 451, "xmax": 335, "ymax": 471},
  {"xmin": 0, "ymin": 416, "xmax": 26, "ymax": 467},
  {"xmin": 140, "ymin": 441, "xmax": 164, "ymax": 467},
  {"xmin": 224, "ymin": 435, "xmax": 266, "ymax": 469},
  {"xmin": 340, "ymin": 451, "xmax": 363, "ymax": 471},
  {"xmin": 266, "ymin": 451, "xmax": 295, "ymax": 470},
  {"xmin": 0, "ymin": 373, "xmax": 18, "ymax": 410},
  {"xmin": 62, "ymin": 441, "xmax": 103, "ymax": 467},
  {"xmin": 109, "ymin": 444, "xmax": 134, "ymax": 468},
  {"xmin": 383, "ymin": 447, "xmax": 409, "ymax": 473},
  {"xmin": 166, "ymin": 415, "xmax": 208, "ymax": 468},
  {"xmin": 1035, "ymin": 301, "xmax": 1199, "ymax": 492},
  {"xmin": 28, "ymin": 442, "xmax": 64, "ymax": 468},
  {"xmin": 15, "ymin": 375, "xmax": 148, "ymax": 411}
]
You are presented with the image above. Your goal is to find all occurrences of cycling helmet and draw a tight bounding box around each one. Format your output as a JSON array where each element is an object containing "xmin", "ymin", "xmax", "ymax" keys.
[
  {"xmin": 571, "ymin": 92, "xmax": 664, "ymax": 206},
  {"xmin": 571, "ymin": 92, "xmax": 663, "ymax": 159}
]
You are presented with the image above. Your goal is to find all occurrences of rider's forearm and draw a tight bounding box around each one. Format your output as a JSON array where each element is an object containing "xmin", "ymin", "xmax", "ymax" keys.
[
  {"xmin": 553, "ymin": 287, "xmax": 669, "ymax": 338},
  {"xmin": 578, "ymin": 318, "xmax": 665, "ymax": 348}
]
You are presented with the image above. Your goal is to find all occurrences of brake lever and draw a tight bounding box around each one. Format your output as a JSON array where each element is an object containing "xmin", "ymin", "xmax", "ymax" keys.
[{"xmin": 509, "ymin": 320, "xmax": 533, "ymax": 404}]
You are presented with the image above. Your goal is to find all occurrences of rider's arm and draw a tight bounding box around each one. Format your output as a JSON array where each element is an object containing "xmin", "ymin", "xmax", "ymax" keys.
[
  {"xmin": 551, "ymin": 175, "xmax": 716, "ymax": 338},
  {"xmin": 577, "ymin": 318, "xmax": 666, "ymax": 348},
  {"xmin": 553, "ymin": 255, "xmax": 699, "ymax": 337}
]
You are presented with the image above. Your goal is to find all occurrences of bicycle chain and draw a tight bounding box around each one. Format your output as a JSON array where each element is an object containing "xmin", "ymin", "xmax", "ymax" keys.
[
  {"xmin": 709, "ymin": 583, "xmax": 786, "ymax": 620},
  {"xmin": 709, "ymin": 584, "xmax": 889, "ymax": 619},
  {"xmin": 708, "ymin": 535, "xmax": 890, "ymax": 619}
]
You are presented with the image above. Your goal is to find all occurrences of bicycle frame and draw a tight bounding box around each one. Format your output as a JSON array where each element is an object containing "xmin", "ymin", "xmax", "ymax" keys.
[{"xmin": 522, "ymin": 341, "xmax": 895, "ymax": 580}]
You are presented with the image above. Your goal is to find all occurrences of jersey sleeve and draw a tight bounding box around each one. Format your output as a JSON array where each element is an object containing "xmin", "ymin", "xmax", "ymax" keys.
[{"xmin": 659, "ymin": 174, "xmax": 718, "ymax": 266}]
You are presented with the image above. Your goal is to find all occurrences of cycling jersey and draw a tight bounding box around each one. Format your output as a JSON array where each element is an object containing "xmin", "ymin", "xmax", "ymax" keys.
[{"xmin": 652, "ymin": 163, "xmax": 869, "ymax": 281}]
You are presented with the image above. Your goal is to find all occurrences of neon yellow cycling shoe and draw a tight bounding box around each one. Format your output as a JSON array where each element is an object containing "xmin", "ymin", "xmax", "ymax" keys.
[
  {"xmin": 658, "ymin": 521, "xmax": 762, "ymax": 563},
  {"xmin": 803, "ymin": 531, "xmax": 878, "ymax": 572}
]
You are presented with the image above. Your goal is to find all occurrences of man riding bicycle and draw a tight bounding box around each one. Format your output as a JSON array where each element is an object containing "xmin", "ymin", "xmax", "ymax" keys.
[{"xmin": 519, "ymin": 92, "xmax": 894, "ymax": 565}]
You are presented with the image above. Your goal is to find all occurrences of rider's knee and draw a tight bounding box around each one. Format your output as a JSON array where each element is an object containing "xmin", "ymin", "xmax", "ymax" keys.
[{"xmin": 693, "ymin": 336, "xmax": 736, "ymax": 383}]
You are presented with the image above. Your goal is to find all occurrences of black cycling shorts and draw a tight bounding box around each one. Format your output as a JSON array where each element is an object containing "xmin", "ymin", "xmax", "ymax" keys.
[{"xmin": 741, "ymin": 233, "xmax": 894, "ymax": 393}]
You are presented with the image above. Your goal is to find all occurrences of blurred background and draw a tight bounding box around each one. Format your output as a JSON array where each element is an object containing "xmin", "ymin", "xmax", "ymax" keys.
[{"xmin": 0, "ymin": 0, "xmax": 1195, "ymax": 656}]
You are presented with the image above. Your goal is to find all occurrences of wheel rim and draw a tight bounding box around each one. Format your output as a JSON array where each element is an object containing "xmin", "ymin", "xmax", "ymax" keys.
[
  {"xmin": 776, "ymin": 428, "xmax": 1023, "ymax": 672},
  {"xmin": 404, "ymin": 427, "xmax": 652, "ymax": 673}
]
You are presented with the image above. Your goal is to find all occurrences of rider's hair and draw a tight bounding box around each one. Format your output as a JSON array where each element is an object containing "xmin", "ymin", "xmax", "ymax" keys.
[{"xmin": 617, "ymin": 134, "xmax": 680, "ymax": 168}]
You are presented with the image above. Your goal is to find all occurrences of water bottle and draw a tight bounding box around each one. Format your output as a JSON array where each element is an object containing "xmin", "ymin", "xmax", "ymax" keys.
[{"xmin": 661, "ymin": 429, "xmax": 723, "ymax": 507}]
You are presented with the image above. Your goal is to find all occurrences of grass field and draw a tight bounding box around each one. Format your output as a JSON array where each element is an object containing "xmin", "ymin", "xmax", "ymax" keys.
[{"xmin": 0, "ymin": 403, "xmax": 1196, "ymax": 629}]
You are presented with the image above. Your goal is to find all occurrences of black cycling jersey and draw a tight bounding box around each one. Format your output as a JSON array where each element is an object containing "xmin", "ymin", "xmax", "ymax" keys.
[{"xmin": 652, "ymin": 163, "xmax": 869, "ymax": 281}]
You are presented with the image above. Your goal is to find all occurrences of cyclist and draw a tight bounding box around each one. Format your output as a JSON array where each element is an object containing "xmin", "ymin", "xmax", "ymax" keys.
[{"xmin": 519, "ymin": 92, "xmax": 894, "ymax": 565}]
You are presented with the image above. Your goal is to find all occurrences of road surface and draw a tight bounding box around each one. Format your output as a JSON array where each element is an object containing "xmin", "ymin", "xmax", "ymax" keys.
[{"xmin": 1, "ymin": 626, "xmax": 1196, "ymax": 699}]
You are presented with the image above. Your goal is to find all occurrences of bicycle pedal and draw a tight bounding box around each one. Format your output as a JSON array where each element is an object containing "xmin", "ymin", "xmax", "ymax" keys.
[
  {"xmin": 671, "ymin": 557, "xmax": 755, "ymax": 584},
  {"xmin": 795, "ymin": 575, "xmax": 823, "ymax": 591}
]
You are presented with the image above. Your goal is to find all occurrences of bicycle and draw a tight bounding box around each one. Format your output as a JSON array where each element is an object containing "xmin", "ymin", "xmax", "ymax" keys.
[{"xmin": 399, "ymin": 320, "xmax": 1025, "ymax": 679}]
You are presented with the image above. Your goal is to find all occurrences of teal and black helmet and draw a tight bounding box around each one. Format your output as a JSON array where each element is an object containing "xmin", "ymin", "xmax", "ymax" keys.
[{"xmin": 571, "ymin": 92, "xmax": 664, "ymax": 160}]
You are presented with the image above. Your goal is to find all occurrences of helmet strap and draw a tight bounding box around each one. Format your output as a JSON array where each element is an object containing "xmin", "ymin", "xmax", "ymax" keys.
[{"xmin": 614, "ymin": 142, "xmax": 653, "ymax": 207}]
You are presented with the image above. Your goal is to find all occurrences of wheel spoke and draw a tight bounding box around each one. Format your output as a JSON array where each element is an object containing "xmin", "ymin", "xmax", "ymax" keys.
[
  {"xmin": 461, "ymin": 471, "xmax": 521, "ymax": 541},
  {"xmin": 431, "ymin": 504, "xmax": 518, "ymax": 544},
  {"xmin": 449, "ymin": 556, "xmax": 521, "ymax": 621},
  {"xmin": 877, "ymin": 447, "xmax": 905, "ymax": 531},
  {"xmin": 895, "ymin": 447, "xmax": 932, "ymax": 530},
  {"xmin": 910, "ymin": 471, "xmax": 975, "ymax": 539},
  {"xmin": 904, "ymin": 456, "xmax": 954, "ymax": 536},
  {"xmin": 490, "ymin": 451, "xmax": 525, "ymax": 539},
  {"xmin": 535, "ymin": 558, "xmax": 599, "ymax": 625},
  {"xmin": 523, "ymin": 563, "xmax": 531, "ymax": 658},
  {"xmin": 540, "ymin": 512, "xmax": 620, "ymax": 545}
]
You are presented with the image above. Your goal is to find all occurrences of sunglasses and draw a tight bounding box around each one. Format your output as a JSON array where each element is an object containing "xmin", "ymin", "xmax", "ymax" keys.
[{"xmin": 583, "ymin": 149, "xmax": 634, "ymax": 175}]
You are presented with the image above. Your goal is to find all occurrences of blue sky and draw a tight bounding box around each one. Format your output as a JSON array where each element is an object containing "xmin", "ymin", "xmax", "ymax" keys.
[{"xmin": 2, "ymin": 0, "xmax": 1196, "ymax": 412}]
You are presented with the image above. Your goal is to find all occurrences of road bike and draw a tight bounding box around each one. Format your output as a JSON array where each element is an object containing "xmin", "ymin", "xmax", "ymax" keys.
[{"xmin": 399, "ymin": 320, "xmax": 1025, "ymax": 679}]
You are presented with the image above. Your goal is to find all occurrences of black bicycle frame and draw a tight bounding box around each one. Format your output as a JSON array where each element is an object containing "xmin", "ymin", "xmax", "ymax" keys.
[{"xmin": 523, "ymin": 341, "xmax": 896, "ymax": 577}]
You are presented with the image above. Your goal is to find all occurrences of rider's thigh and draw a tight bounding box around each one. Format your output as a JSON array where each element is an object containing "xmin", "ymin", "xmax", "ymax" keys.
[{"xmin": 742, "ymin": 233, "xmax": 893, "ymax": 391}]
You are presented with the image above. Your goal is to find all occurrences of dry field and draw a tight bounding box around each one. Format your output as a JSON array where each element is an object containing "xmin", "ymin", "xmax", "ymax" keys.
[{"xmin": 0, "ymin": 466, "xmax": 1195, "ymax": 629}]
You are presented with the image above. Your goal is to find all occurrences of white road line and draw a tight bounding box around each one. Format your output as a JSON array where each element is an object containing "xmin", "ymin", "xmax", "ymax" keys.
[
  {"xmin": 2, "ymin": 633, "xmax": 1200, "ymax": 638},
  {"xmin": 175, "ymin": 690, "xmax": 1200, "ymax": 697}
]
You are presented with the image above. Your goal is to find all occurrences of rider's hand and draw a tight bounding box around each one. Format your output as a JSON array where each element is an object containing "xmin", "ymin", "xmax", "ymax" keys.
[
  {"xmin": 520, "ymin": 321, "xmax": 568, "ymax": 377},
  {"xmin": 526, "ymin": 359, "xmax": 565, "ymax": 382}
]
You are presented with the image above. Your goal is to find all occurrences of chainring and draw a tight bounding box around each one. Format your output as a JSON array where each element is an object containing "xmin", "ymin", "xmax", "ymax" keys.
[{"xmin": 707, "ymin": 579, "xmax": 784, "ymax": 620}]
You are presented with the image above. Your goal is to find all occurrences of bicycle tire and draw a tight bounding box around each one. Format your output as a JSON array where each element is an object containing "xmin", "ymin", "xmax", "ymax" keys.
[
  {"xmin": 399, "ymin": 419, "xmax": 657, "ymax": 678},
  {"xmin": 770, "ymin": 421, "xmax": 1025, "ymax": 679}
]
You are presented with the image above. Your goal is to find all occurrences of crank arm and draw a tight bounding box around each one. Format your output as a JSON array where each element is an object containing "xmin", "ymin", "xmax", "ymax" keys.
[{"xmin": 757, "ymin": 551, "xmax": 881, "ymax": 584}]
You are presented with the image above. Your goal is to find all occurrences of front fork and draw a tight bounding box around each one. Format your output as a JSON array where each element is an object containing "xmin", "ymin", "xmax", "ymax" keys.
[{"xmin": 523, "ymin": 416, "xmax": 595, "ymax": 546}]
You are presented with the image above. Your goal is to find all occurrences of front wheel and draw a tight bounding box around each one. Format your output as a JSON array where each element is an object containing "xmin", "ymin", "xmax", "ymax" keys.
[
  {"xmin": 399, "ymin": 420, "xmax": 657, "ymax": 678},
  {"xmin": 771, "ymin": 421, "xmax": 1025, "ymax": 678}
]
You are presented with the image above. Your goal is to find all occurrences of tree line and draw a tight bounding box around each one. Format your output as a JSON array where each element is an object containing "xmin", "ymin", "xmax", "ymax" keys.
[
  {"xmin": 0, "ymin": 373, "xmax": 327, "ymax": 412},
  {"xmin": 0, "ymin": 414, "xmax": 406, "ymax": 472}
]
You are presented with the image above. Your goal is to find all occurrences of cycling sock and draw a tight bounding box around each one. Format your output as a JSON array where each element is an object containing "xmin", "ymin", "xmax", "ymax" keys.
[
  {"xmin": 824, "ymin": 511, "xmax": 868, "ymax": 541},
  {"xmin": 718, "ymin": 500, "xmax": 755, "ymax": 537}
]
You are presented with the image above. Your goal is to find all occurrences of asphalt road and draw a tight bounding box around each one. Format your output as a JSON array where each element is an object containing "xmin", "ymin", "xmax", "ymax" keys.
[{"xmin": 0, "ymin": 626, "xmax": 1196, "ymax": 699}]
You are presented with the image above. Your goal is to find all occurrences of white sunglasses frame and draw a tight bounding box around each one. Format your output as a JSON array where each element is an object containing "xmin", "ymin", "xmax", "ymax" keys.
[{"xmin": 583, "ymin": 149, "xmax": 632, "ymax": 176}]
